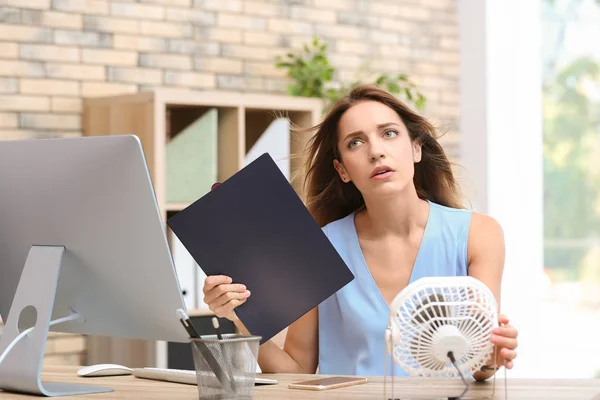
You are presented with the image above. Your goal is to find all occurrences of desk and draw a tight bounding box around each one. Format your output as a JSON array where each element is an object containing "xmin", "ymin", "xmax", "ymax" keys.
[{"xmin": 0, "ymin": 366, "xmax": 599, "ymax": 399}]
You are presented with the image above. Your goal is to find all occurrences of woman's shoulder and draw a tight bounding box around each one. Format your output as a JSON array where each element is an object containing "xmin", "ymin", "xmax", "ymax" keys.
[
  {"xmin": 321, "ymin": 211, "xmax": 354, "ymax": 237},
  {"xmin": 429, "ymin": 200, "xmax": 473, "ymax": 216},
  {"xmin": 429, "ymin": 200, "xmax": 503, "ymax": 242}
]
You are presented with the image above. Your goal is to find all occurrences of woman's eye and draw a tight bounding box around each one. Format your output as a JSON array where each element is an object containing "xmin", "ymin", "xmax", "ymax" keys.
[
  {"xmin": 349, "ymin": 139, "xmax": 361, "ymax": 148},
  {"xmin": 383, "ymin": 130, "xmax": 398, "ymax": 138}
]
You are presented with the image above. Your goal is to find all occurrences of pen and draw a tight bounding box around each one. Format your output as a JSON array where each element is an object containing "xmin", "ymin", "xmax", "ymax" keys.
[{"xmin": 177, "ymin": 309, "xmax": 200, "ymax": 338}]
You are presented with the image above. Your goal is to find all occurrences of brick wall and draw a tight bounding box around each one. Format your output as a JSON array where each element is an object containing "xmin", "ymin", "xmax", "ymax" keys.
[
  {"xmin": 0, "ymin": 0, "xmax": 460, "ymax": 364},
  {"xmin": 0, "ymin": 0, "xmax": 460, "ymax": 154}
]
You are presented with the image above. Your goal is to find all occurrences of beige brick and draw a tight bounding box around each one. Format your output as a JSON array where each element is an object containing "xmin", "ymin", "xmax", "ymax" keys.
[
  {"xmin": 313, "ymin": 0, "xmax": 353, "ymax": 11},
  {"xmin": 84, "ymin": 15, "xmax": 139, "ymax": 34},
  {"xmin": 367, "ymin": 1, "xmax": 402, "ymax": 17},
  {"xmin": 290, "ymin": 6, "xmax": 336, "ymax": 23},
  {"xmin": 264, "ymin": 78, "xmax": 287, "ymax": 93},
  {"xmin": 195, "ymin": 27, "xmax": 241, "ymax": 44},
  {"xmin": 433, "ymin": 50, "xmax": 459, "ymax": 64},
  {"xmin": 0, "ymin": 112, "xmax": 18, "ymax": 128},
  {"xmin": 244, "ymin": 61, "xmax": 286, "ymax": 78},
  {"xmin": 0, "ymin": 95, "xmax": 49, "ymax": 112},
  {"xmin": 0, "ymin": 78, "xmax": 18, "ymax": 93},
  {"xmin": 380, "ymin": 18, "xmax": 411, "ymax": 33},
  {"xmin": 243, "ymin": 31, "xmax": 279, "ymax": 46},
  {"xmin": 113, "ymin": 34, "xmax": 166, "ymax": 52},
  {"xmin": 21, "ymin": 79, "xmax": 80, "ymax": 96},
  {"xmin": 52, "ymin": 0, "xmax": 109, "ymax": 15},
  {"xmin": 338, "ymin": 12, "xmax": 378, "ymax": 27},
  {"xmin": 217, "ymin": 13, "xmax": 266, "ymax": 31},
  {"xmin": 167, "ymin": 40, "xmax": 220, "ymax": 56},
  {"xmin": 378, "ymin": 44, "xmax": 410, "ymax": 58},
  {"xmin": 314, "ymin": 24, "xmax": 360, "ymax": 40},
  {"xmin": 268, "ymin": 19, "xmax": 312, "ymax": 35},
  {"xmin": 242, "ymin": 1, "xmax": 279, "ymax": 17},
  {"xmin": 20, "ymin": 44, "xmax": 80, "ymax": 62},
  {"xmin": 20, "ymin": 113, "xmax": 80, "ymax": 130},
  {"xmin": 2, "ymin": 0, "xmax": 50, "ymax": 9},
  {"xmin": 399, "ymin": 5, "xmax": 431, "ymax": 21},
  {"xmin": 107, "ymin": 67, "xmax": 162, "ymax": 85},
  {"xmin": 164, "ymin": 70, "xmax": 216, "ymax": 89},
  {"xmin": 423, "ymin": 76, "xmax": 458, "ymax": 90},
  {"xmin": 140, "ymin": 0, "xmax": 191, "ymax": 6},
  {"xmin": 434, "ymin": 23, "xmax": 458, "ymax": 37},
  {"xmin": 54, "ymin": 30, "xmax": 112, "ymax": 47},
  {"xmin": 412, "ymin": 62, "xmax": 441, "ymax": 75},
  {"xmin": 82, "ymin": 48, "xmax": 138, "ymax": 66},
  {"xmin": 0, "ymin": 43, "xmax": 18, "ymax": 58},
  {"xmin": 165, "ymin": 7, "xmax": 215, "ymax": 24},
  {"xmin": 193, "ymin": 0, "xmax": 242, "ymax": 12},
  {"xmin": 441, "ymin": 64, "xmax": 459, "ymax": 77},
  {"xmin": 0, "ymin": 60, "xmax": 45, "ymax": 78},
  {"xmin": 284, "ymin": 36, "xmax": 320, "ymax": 50},
  {"xmin": 441, "ymin": 37, "xmax": 459, "ymax": 50},
  {"xmin": 0, "ymin": 8, "xmax": 20, "ymax": 23},
  {"xmin": 421, "ymin": 0, "xmax": 455, "ymax": 10},
  {"xmin": 336, "ymin": 40, "xmax": 371, "ymax": 56},
  {"xmin": 111, "ymin": 2, "xmax": 164, "ymax": 20},
  {"xmin": 193, "ymin": 57, "xmax": 243, "ymax": 74},
  {"xmin": 0, "ymin": 129, "xmax": 46, "ymax": 140},
  {"xmin": 0, "ymin": 23, "xmax": 53, "ymax": 42},
  {"xmin": 441, "ymin": 91, "xmax": 459, "ymax": 105},
  {"xmin": 216, "ymin": 75, "xmax": 263, "ymax": 91},
  {"xmin": 52, "ymin": 97, "xmax": 82, "ymax": 113},
  {"xmin": 369, "ymin": 29, "xmax": 399, "ymax": 44},
  {"xmin": 46, "ymin": 63, "xmax": 105, "ymax": 80},
  {"xmin": 328, "ymin": 54, "xmax": 364, "ymax": 69},
  {"xmin": 40, "ymin": 11, "xmax": 83, "ymax": 29},
  {"xmin": 139, "ymin": 21, "xmax": 192, "ymax": 38},
  {"xmin": 81, "ymin": 82, "xmax": 138, "ymax": 97},
  {"xmin": 139, "ymin": 53, "xmax": 192, "ymax": 70},
  {"xmin": 221, "ymin": 45, "xmax": 270, "ymax": 61}
]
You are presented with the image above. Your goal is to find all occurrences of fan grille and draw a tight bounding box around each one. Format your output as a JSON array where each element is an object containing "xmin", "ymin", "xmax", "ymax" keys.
[{"xmin": 388, "ymin": 278, "xmax": 497, "ymax": 378}]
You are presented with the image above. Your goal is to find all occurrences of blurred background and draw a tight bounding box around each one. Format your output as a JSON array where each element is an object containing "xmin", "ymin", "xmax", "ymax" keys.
[{"xmin": 0, "ymin": 0, "xmax": 599, "ymax": 380}]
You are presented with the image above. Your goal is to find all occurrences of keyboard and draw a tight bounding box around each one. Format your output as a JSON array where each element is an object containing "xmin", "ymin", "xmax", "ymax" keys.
[{"xmin": 131, "ymin": 367, "xmax": 278, "ymax": 386}]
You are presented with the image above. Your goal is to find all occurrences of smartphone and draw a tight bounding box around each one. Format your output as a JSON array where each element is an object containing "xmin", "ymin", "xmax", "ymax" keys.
[{"xmin": 288, "ymin": 376, "xmax": 368, "ymax": 391}]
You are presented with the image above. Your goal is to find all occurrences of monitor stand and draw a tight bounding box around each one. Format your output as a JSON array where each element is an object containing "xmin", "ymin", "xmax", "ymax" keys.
[{"xmin": 0, "ymin": 245, "xmax": 113, "ymax": 397}]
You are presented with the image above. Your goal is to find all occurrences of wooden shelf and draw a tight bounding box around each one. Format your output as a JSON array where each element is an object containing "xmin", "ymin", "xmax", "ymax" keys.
[{"xmin": 82, "ymin": 89, "xmax": 323, "ymax": 369}]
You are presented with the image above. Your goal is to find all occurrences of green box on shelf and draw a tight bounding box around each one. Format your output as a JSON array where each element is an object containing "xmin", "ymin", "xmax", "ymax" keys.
[{"xmin": 166, "ymin": 108, "xmax": 218, "ymax": 204}]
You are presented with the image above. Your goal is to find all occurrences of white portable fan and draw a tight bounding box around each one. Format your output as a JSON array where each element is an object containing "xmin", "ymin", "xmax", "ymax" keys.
[{"xmin": 384, "ymin": 276, "xmax": 504, "ymax": 400}]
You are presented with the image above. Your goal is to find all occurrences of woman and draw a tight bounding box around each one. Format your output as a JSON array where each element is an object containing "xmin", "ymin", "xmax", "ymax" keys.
[{"xmin": 202, "ymin": 85, "xmax": 518, "ymax": 381}]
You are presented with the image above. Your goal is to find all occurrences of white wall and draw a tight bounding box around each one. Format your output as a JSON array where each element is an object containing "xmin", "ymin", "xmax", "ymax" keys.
[{"xmin": 458, "ymin": 0, "xmax": 544, "ymax": 378}]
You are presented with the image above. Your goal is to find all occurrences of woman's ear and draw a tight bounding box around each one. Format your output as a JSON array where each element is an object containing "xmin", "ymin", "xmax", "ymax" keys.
[
  {"xmin": 333, "ymin": 159, "xmax": 350, "ymax": 183},
  {"xmin": 413, "ymin": 141, "xmax": 422, "ymax": 163}
]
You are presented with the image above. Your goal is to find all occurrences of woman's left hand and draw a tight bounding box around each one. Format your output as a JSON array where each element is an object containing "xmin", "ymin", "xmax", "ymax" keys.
[{"xmin": 490, "ymin": 314, "xmax": 519, "ymax": 369}]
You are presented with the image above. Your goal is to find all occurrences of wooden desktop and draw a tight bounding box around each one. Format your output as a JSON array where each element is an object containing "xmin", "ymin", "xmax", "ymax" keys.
[{"xmin": 1, "ymin": 365, "xmax": 598, "ymax": 399}]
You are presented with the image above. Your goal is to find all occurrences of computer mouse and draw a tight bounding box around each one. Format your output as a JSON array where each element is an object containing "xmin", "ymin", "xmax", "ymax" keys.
[{"xmin": 77, "ymin": 364, "xmax": 133, "ymax": 377}]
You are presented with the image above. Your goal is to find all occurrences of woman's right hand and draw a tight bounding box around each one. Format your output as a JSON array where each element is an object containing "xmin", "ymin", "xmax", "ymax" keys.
[{"xmin": 202, "ymin": 275, "xmax": 251, "ymax": 321}]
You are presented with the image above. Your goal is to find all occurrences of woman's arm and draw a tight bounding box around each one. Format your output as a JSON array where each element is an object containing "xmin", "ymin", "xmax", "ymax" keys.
[
  {"xmin": 466, "ymin": 212, "xmax": 519, "ymax": 381},
  {"xmin": 234, "ymin": 306, "xmax": 319, "ymax": 374}
]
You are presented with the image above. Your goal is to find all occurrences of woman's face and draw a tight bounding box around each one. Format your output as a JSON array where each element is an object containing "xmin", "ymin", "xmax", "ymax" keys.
[{"xmin": 334, "ymin": 100, "xmax": 421, "ymax": 198}]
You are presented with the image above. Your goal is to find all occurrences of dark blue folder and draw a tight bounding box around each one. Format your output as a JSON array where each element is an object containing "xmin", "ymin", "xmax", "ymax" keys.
[{"xmin": 167, "ymin": 153, "xmax": 355, "ymax": 344}]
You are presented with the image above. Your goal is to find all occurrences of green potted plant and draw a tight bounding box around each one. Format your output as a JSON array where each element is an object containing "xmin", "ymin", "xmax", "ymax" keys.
[{"xmin": 275, "ymin": 36, "xmax": 426, "ymax": 113}]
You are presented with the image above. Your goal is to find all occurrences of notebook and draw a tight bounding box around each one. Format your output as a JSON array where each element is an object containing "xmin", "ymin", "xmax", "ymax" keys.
[{"xmin": 167, "ymin": 153, "xmax": 355, "ymax": 344}]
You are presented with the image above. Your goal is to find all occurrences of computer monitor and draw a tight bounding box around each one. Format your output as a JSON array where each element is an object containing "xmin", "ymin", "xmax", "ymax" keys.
[{"xmin": 0, "ymin": 135, "xmax": 190, "ymax": 396}]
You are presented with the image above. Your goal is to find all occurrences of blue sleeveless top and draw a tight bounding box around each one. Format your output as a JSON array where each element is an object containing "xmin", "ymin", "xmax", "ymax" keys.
[{"xmin": 317, "ymin": 200, "xmax": 473, "ymax": 376}]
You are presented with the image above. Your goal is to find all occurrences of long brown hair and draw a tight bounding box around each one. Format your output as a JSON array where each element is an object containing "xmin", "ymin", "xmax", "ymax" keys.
[{"xmin": 299, "ymin": 84, "xmax": 465, "ymax": 227}]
